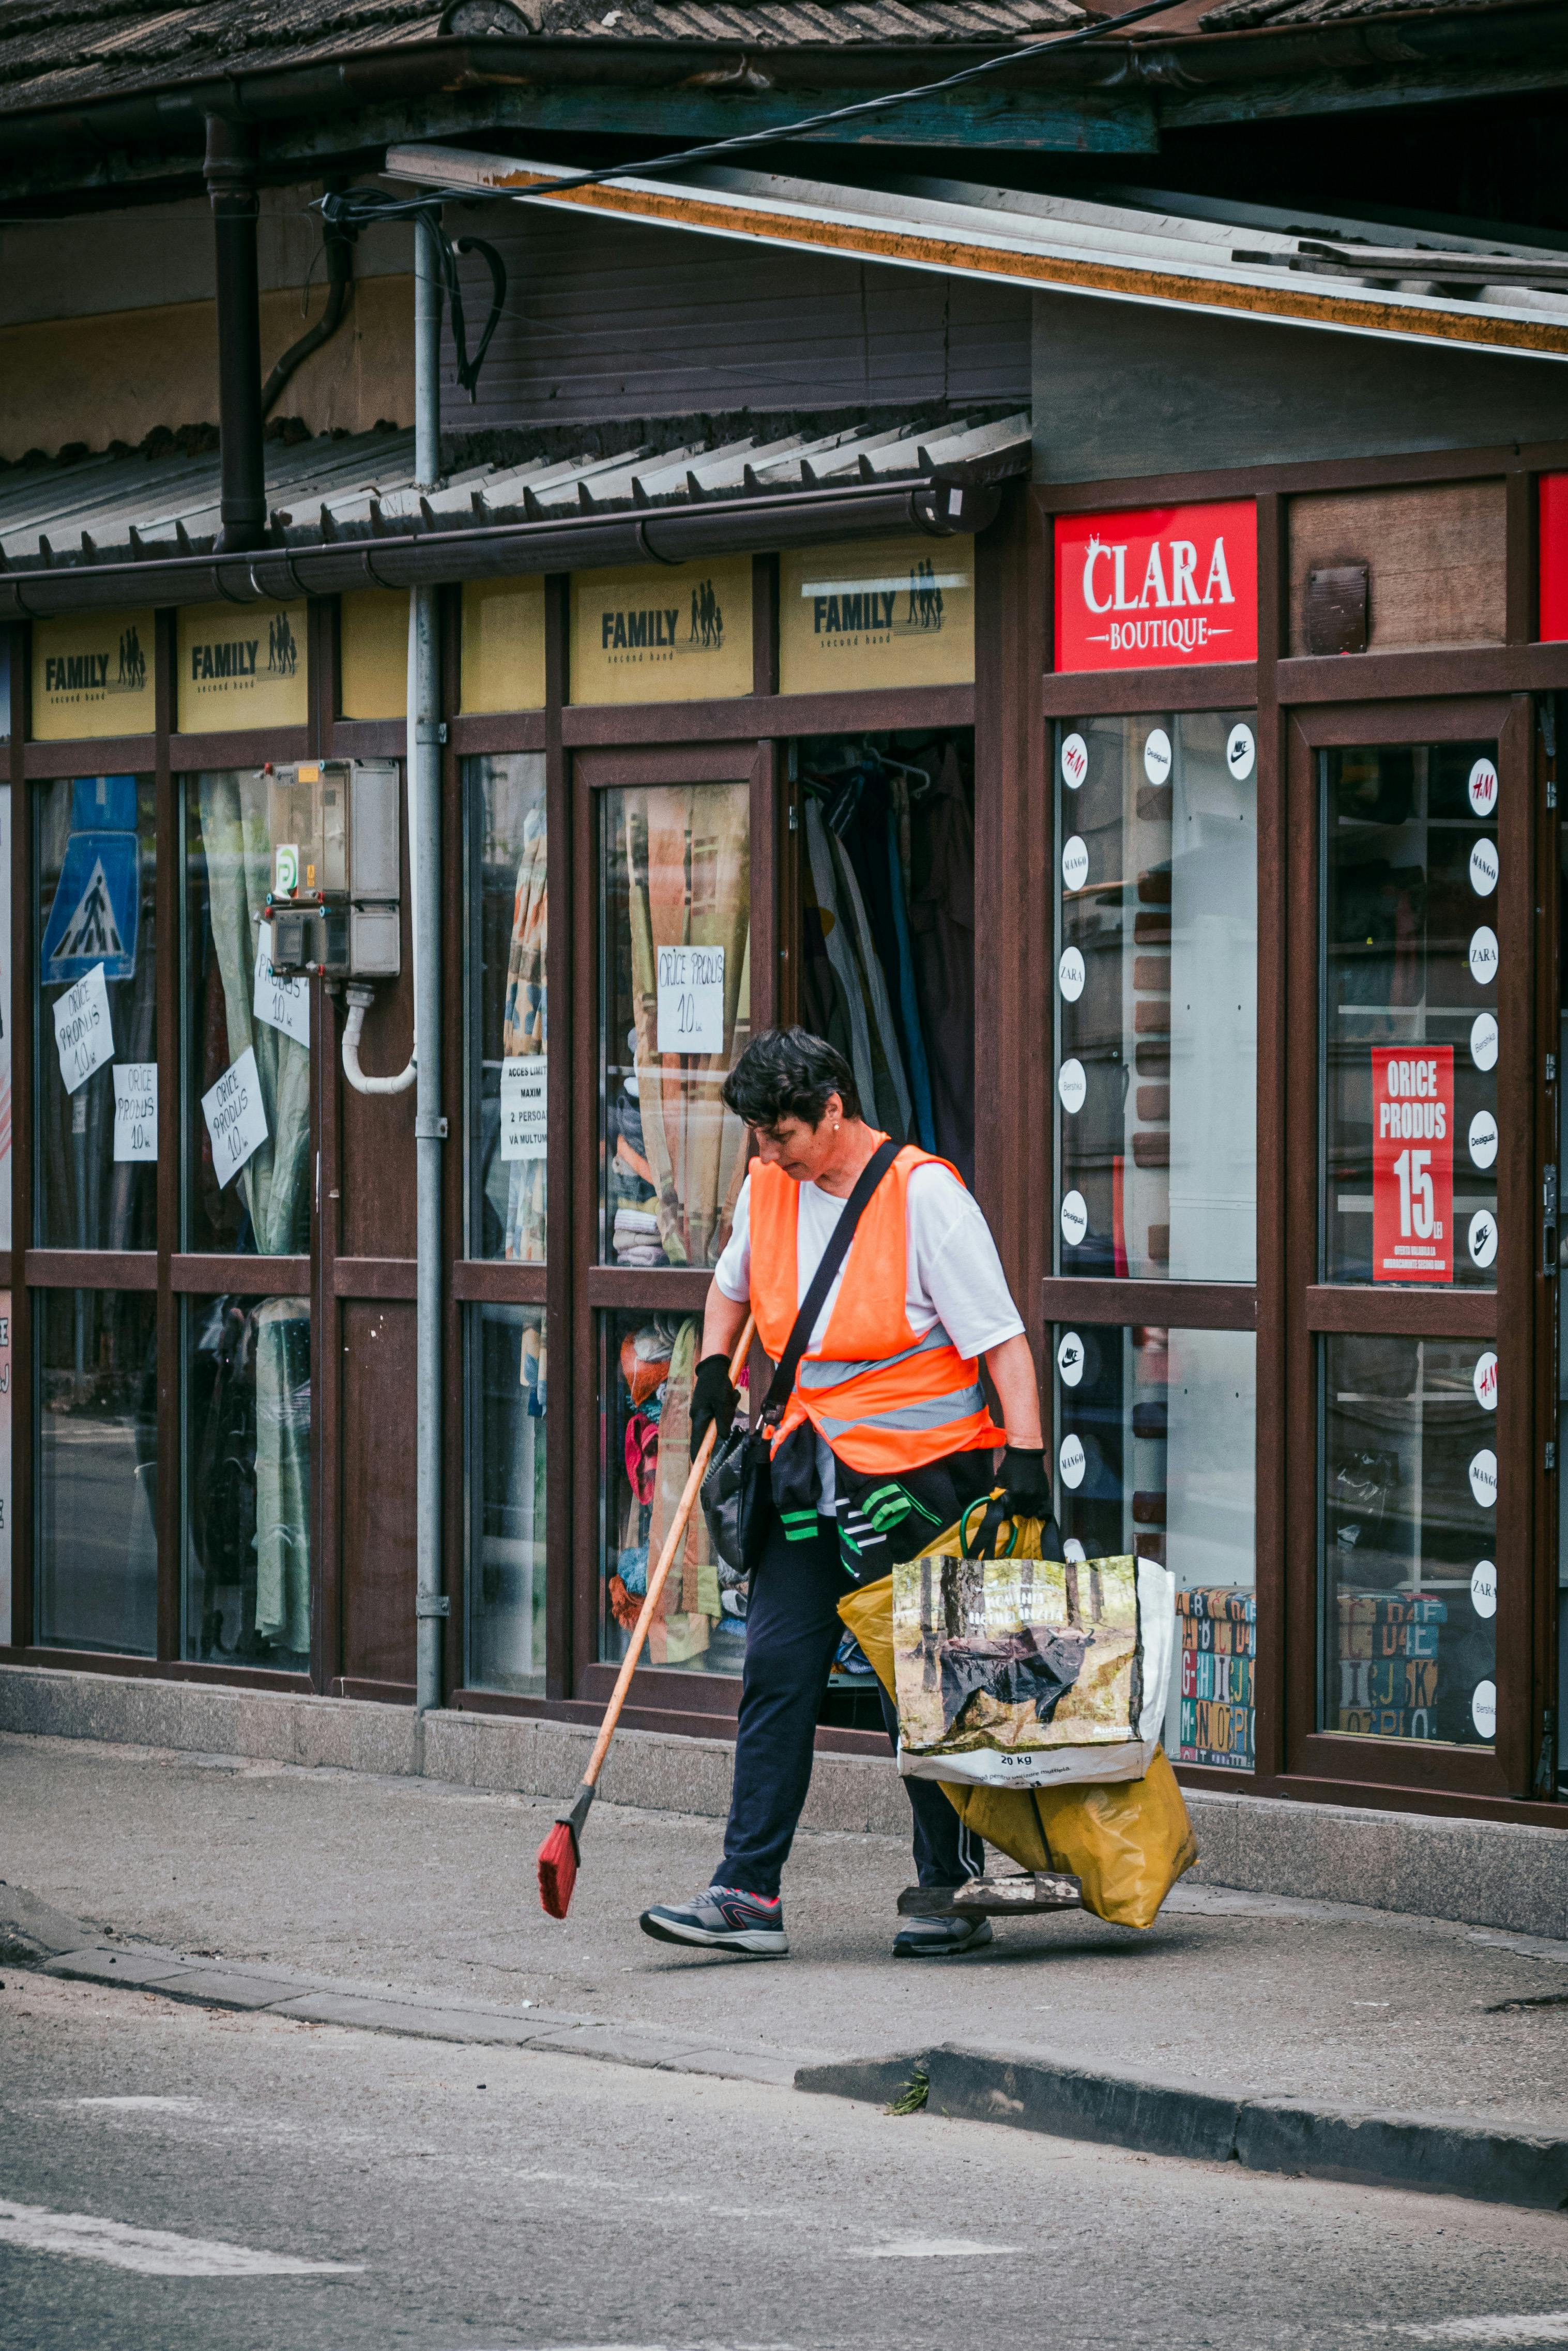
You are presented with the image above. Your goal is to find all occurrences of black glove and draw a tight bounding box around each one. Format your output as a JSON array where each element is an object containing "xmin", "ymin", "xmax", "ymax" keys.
[
  {"xmin": 998, "ymin": 1445, "xmax": 1053, "ymax": 1523},
  {"xmin": 690, "ymin": 1351, "xmax": 740, "ymax": 1465}
]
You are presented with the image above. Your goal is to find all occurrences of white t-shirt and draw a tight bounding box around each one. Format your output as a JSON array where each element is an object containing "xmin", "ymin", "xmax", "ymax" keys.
[{"xmin": 713, "ymin": 1161, "xmax": 1023, "ymax": 1508}]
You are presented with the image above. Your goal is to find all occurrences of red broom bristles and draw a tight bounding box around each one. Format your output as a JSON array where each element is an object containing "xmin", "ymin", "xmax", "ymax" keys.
[{"xmin": 537, "ymin": 1821, "xmax": 578, "ymax": 1920}]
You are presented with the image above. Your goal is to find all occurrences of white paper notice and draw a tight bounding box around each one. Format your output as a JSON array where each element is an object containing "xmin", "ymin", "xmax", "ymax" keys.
[
  {"xmin": 254, "ymin": 933, "xmax": 311, "ymax": 1048},
  {"xmin": 52, "ymin": 961, "xmax": 113, "ymax": 1094},
  {"xmin": 202, "ymin": 1047, "xmax": 268, "ymax": 1189},
  {"xmin": 112, "ymin": 1063, "xmax": 157, "ymax": 1163},
  {"xmin": 656, "ymin": 944, "xmax": 725, "ymax": 1055},
  {"xmin": 499, "ymin": 1056, "xmax": 548, "ymax": 1161}
]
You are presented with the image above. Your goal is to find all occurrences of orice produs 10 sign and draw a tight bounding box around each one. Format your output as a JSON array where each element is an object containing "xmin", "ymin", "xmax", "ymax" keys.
[{"xmin": 1054, "ymin": 500, "xmax": 1258, "ymax": 673}]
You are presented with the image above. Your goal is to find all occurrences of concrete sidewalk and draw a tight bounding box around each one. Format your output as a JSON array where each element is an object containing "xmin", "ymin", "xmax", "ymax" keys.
[{"xmin": 5, "ymin": 1728, "xmax": 1568, "ymax": 2167}]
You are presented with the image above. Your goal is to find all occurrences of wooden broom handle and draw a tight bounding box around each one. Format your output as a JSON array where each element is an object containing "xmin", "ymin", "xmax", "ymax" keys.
[{"xmin": 582, "ymin": 1312, "xmax": 756, "ymax": 1790}]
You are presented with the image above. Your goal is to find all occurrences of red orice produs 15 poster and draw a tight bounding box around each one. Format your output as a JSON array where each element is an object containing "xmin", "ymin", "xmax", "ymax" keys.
[{"xmin": 1371, "ymin": 1046, "xmax": 1454, "ymax": 1283}]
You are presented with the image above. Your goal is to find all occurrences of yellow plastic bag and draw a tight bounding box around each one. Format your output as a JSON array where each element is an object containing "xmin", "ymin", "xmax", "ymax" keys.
[{"xmin": 839, "ymin": 1535, "xmax": 1199, "ymax": 1932}]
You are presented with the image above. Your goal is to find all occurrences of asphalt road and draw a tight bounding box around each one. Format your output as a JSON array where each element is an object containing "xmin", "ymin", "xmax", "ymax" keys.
[{"xmin": 4, "ymin": 1968, "xmax": 1568, "ymax": 2351}]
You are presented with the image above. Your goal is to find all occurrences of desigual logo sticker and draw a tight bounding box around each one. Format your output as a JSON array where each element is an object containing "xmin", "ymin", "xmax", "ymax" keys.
[
  {"xmin": 1472, "ymin": 1350, "xmax": 1498, "ymax": 1411},
  {"xmin": 1468, "ymin": 1109, "xmax": 1498, "ymax": 1167},
  {"xmin": 1061, "ymin": 732, "xmax": 1088, "ymax": 790},
  {"xmin": 1226, "ymin": 722, "xmax": 1256, "ymax": 781},
  {"xmin": 1468, "ymin": 1209, "xmax": 1498, "ymax": 1269},
  {"xmin": 1468, "ymin": 926, "xmax": 1499, "ymax": 986},
  {"xmin": 1060, "ymin": 1188, "xmax": 1089, "ymax": 1248},
  {"xmin": 1062, "ymin": 835, "xmax": 1089, "ymax": 892},
  {"xmin": 1471, "ymin": 1560, "xmax": 1497, "ymax": 1619},
  {"xmin": 1058, "ymin": 946, "xmax": 1086, "ymax": 1003},
  {"xmin": 1471, "ymin": 1678, "xmax": 1497, "ymax": 1740},
  {"xmin": 1469, "ymin": 838, "xmax": 1499, "ymax": 897},
  {"xmin": 1056, "ymin": 1330, "xmax": 1086, "ymax": 1388},
  {"xmin": 1470, "ymin": 1012, "xmax": 1499, "ymax": 1072},
  {"xmin": 1058, "ymin": 1057, "xmax": 1087, "ymax": 1115},
  {"xmin": 1143, "ymin": 728, "xmax": 1172, "ymax": 786},
  {"xmin": 1468, "ymin": 757, "xmax": 1499, "ymax": 817},
  {"xmin": 1469, "ymin": 1447, "xmax": 1498, "ymax": 1508},
  {"xmin": 1058, "ymin": 1432, "xmax": 1087, "ymax": 1490}
]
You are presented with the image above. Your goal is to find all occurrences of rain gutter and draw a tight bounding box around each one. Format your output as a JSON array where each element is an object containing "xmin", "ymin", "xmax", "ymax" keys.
[{"xmin": 0, "ymin": 477, "xmax": 993, "ymax": 622}]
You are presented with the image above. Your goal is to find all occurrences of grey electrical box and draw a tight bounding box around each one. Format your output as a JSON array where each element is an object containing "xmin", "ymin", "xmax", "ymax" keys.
[{"xmin": 262, "ymin": 758, "xmax": 402, "ymax": 980}]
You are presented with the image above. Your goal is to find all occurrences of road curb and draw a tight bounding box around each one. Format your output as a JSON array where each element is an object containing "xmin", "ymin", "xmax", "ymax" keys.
[
  {"xmin": 26, "ymin": 1935, "xmax": 808, "ymax": 2088},
  {"xmin": 795, "ymin": 2043, "xmax": 1568, "ymax": 2211}
]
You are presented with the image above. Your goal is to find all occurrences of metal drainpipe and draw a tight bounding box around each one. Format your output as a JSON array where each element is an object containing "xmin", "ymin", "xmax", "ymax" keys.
[
  {"xmin": 411, "ymin": 207, "xmax": 446, "ymax": 1716},
  {"xmin": 204, "ymin": 116, "xmax": 266, "ymax": 556}
]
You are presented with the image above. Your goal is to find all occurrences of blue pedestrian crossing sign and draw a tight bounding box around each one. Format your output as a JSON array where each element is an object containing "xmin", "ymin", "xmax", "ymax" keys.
[{"xmin": 42, "ymin": 817, "xmax": 141, "ymax": 985}]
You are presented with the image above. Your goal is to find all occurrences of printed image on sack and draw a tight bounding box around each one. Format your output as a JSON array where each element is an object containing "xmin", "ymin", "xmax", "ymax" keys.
[{"xmin": 892, "ymin": 1549, "xmax": 1143, "ymax": 1764}]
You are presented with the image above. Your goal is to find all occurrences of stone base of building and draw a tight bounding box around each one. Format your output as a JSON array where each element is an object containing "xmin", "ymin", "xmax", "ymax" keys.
[{"xmin": 4, "ymin": 1663, "xmax": 1565, "ymax": 1941}]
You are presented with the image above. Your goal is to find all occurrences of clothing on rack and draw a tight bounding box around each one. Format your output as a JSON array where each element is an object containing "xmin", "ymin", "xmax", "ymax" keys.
[
  {"xmin": 502, "ymin": 800, "xmax": 547, "ymax": 1262},
  {"xmin": 908, "ymin": 743, "xmax": 977, "ymax": 1185}
]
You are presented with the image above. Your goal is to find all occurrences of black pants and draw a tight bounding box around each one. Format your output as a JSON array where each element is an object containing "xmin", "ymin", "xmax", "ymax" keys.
[{"xmin": 718, "ymin": 1511, "xmax": 983, "ymax": 1900}]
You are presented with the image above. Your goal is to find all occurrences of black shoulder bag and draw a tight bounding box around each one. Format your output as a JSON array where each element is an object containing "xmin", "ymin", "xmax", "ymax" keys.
[{"xmin": 701, "ymin": 1139, "xmax": 902, "ymax": 1580}]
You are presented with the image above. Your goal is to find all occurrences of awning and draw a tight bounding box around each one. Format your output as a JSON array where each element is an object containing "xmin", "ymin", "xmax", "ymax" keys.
[
  {"xmin": 0, "ymin": 409, "xmax": 1027, "ymax": 620},
  {"xmin": 383, "ymin": 145, "xmax": 1568, "ymax": 365}
]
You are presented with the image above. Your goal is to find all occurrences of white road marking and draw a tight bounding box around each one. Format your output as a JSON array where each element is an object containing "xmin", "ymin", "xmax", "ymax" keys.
[
  {"xmin": 1389, "ymin": 2320, "xmax": 1568, "ymax": 2345},
  {"xmin": 0, "ymin": 2198, "xmax": 363, "ymax": 2277},
  {"xmin": 851, "ymin": 2237, "xmax": 1024, "ymax": 2258},
  {"xmin": 72, "ymin": 2096, "xmax": 205, "ymax": 2112}
]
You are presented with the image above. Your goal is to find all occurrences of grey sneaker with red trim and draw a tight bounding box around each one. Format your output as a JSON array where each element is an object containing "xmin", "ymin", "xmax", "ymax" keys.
[{"xmin": 639, "ymin": 1885, "xmax": 788, "ymax": 1958}]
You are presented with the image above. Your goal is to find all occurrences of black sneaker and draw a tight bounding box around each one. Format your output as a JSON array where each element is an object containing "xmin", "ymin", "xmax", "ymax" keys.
[
  {"xmin": 639, "ymin": 1885, "xmax": 788, "ymax": 1958},
  {"xmin": 892, "ymin": 1914, "xmax": 995, "ymax": 1959}
]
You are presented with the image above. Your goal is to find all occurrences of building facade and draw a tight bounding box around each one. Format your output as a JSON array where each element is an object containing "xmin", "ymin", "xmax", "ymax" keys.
[{"xmin": 4, "ymin": 0, "xmax": 1568, "ymax": 1830}]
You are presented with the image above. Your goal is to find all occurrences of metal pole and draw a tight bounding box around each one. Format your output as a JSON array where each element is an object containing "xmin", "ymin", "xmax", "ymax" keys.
[
  {"xmin": 411, "ymin": 207, "xmax": 445, "ymax": 1714},
  {"xmin": 204, "ymin": 116, "xmax": 266, "ymax": 555}
]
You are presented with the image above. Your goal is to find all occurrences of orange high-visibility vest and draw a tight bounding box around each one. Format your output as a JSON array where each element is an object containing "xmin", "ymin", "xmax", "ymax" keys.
[{"xmin": 747, "ymin": 1141, "xmax": 1006, "ymax": 1476}]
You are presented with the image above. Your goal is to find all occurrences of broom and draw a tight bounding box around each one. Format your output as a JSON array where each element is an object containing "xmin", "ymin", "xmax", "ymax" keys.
[{"xmin": 537, "ymin": 1312, "xmax": 755, "ymax": 1919}]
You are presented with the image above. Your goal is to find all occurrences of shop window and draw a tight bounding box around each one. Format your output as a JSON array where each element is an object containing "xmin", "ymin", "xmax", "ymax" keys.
[
  {"xmin": 1318, "ymin": 1333, "xmax": 1495, "ymax": 1748},
  {"xmin": 466, "ymin": 1303, "xmax": 546, "ymax": 1694},
  {"xmin": 182, "ymin": 1292, "xmax": 311, "ymax": 1669},
  {"xmin": 795, "ymin": 730, "xmax": 976, "ymax": 1181},
  {"xmin": 1321, "ymin": 742, "xmax": 1498, "ymax": 1289},
  {"xmin": 1054, "ymin": 714, "xmax": 1257, "ymax": 1281},
  {"xmin": 35, "ymin": 774, "xmax": 157, "ymax": 1251},
  {"xmin": 600, "ymin": 1308, "xmax": 740, "ymax": 1676},
  {"xmin": 1053, "ymin": 1322, "xmax": 1256, "ymax": 1770},
  {"xmin": 465, "ymin": 754, "xmax": 547, "ymax": 1261},
  {"xmin": 183, "ymin": 772, "xmax": 311, "ymax": 1256},
  {"xmin": 35, "ymin": 1288, "xmax": 157, "ymax": 1656},
  {"xmin": 0, "ymin": 788, "xmax": 12, "ymax": 1253},
  {"xmin": 599, "ymin": 782, "xmax": 750, "ymax": 1268}
]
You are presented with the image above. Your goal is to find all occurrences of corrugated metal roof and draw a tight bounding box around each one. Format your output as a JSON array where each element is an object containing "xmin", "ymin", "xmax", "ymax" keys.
[
  {"xmin": 0, "ymin": 408, "xmax": 1029, "ymax": 573},
  {"xmin": 386, "ymin": 146, "xmax": 1568, "ymax": 362}
]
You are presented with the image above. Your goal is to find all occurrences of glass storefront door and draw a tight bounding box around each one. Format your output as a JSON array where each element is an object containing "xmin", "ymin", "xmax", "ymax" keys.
[{"xmin": 1287, "ymin": 700, "xmax": 1537, "ymax": 1796}]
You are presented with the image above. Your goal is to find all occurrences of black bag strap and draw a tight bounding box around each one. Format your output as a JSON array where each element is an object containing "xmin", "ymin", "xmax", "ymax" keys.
[{"xmin": 762, "ymin": 1138, "xmax": 903, "ymax": 1423}]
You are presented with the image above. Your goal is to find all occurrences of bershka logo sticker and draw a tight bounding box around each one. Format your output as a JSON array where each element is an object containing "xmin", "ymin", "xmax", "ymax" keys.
[
  {"xmin": 189, "ymin": 610, "xmax": 299, "ymax": 687},
  {"xmin": 601, "ymin": 579, "xmax": 724, "ymax": 664},
  {"xmin": 44, "ymin": 621, "xmax": 148, "ymax": 702},
  {"xmin": 1055, "ymin": 501, "xmax": 1258, "ymax": 674}
]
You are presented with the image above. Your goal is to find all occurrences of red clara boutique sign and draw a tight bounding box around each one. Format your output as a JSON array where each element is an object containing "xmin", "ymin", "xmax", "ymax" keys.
[
  {"xmin": 1372, "ymin": 1047, "xmax": 1454, "ymax": 1283},
  {"xmin": 1540, "ymin": 475, "xmax": 1568, "ymax": 639},
  {"xmin": 1055, "ymin": 500, "xmax": 1258, "ymax": 673}
]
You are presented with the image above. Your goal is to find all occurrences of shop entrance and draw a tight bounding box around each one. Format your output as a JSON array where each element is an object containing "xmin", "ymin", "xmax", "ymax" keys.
[{"xmin": 1284, "ymin": 696, "xmax": 1546, "ymax": 1800}]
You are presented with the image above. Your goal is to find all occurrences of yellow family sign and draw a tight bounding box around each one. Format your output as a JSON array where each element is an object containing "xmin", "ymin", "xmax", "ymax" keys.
[
  {"xmin": 177, "ymin": 602, "xmax": 308, "ymax": 730},
  {"xmin": 32, "ymin": 612, "xmax": 156, "ymax": 739},
  {"xmin": 779, "ymin": 536, "xmax": 975, "ymax": 694},
  {"xmin": 570, "ymin": 557, "xmax": 752, "ymax": 705}
]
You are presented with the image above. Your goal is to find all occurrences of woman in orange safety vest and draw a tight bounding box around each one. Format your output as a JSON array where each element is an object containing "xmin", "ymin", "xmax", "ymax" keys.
[{"xmin": 640, "ymin": 1027, "xmax": 1057, "ymax": 1963}]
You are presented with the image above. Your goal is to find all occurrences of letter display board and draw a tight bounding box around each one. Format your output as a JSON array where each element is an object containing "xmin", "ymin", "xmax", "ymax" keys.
[
  {"xmin": 570, "ymin": 558, "xmax": 752, "ymax": 705},
  {"xmin": 32, "ymin": 612, "xmax": 156, "ymax": 740},
  {"xmin": 460, "ymin": 576, "xmax": 547, "ymax": 714},
  {"xmin": 177, "ymin": 602, "xmax": 308, "ymax": 730},
  {"xmin": 1054, "ymin": 501, "xmax": 1257, "ymax": 673},
  {"xmin": 778, "ymin": 535, "xmax": 975, "ymax": 693},
  {"xmin": 1540, "ymin": 475, "xmax": 1568, "ymax": 640},
  {"xmin": 1371, "ymin": 1046, "xmax": 1454, "ymax": 1282}
]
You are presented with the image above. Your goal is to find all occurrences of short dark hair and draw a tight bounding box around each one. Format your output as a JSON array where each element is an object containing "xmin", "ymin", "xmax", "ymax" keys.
[{"xmin": 723, "ymin": 1027, "xmax": 862, "ymax": 1131}]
